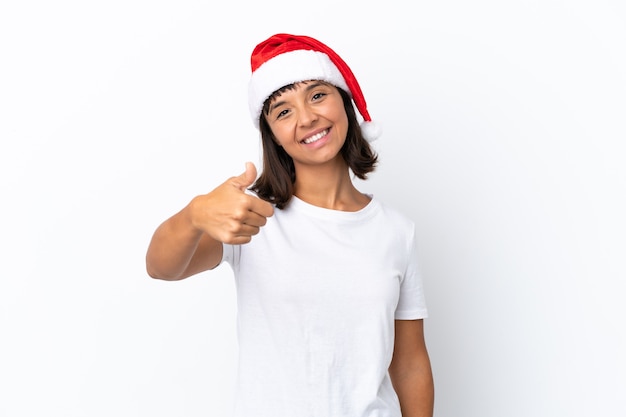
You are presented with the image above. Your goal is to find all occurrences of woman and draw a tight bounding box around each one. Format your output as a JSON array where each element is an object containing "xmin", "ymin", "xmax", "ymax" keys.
[{"xmin": 146, "ymin": 33, "xmax": 434, "ymax": 417}]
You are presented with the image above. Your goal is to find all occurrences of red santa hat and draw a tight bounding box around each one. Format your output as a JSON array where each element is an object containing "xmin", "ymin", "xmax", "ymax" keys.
[{"xmin": 248, "ymin": 33, "xmax": 381, "ymax": 142}]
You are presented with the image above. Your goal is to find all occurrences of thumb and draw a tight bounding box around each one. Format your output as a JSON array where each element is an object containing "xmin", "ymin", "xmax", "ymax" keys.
[{"xmin": 233, "ymin": 161, "xmax": 257, "ymax": 190}]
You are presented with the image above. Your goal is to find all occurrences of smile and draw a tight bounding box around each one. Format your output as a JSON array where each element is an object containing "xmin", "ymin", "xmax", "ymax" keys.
[{"xmin": 301, "ymin": 129, "xmax": 329, "ymax": 144}]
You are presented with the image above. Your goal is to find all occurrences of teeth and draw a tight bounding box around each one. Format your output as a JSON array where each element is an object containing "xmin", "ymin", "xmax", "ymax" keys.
[{"xmin": 303, "ymin": 130, "xmax": 327, "ymax": 144}]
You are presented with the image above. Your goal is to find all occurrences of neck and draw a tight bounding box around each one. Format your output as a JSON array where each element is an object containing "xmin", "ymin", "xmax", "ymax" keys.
[{"xmin": 293, "ymin": 160, "xmax": 370, "ymax": 211}]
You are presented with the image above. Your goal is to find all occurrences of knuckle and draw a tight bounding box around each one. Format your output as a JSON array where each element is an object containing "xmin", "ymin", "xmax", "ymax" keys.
[
  {"xmin": 231, "ymin": 207, "xmax": 247, "ymax": 221},
  {"xmin": 227, "ymin": 220, "xmax": 243, "ymax": 233}
]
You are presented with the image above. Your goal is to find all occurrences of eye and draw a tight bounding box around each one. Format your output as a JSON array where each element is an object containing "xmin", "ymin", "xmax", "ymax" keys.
[
  {"xmin": 312, "ymin": 92, "xmax": 326, "ymax": 101},
  {"xmin": 275, "ymin": 108, "xmax": 289, "ymax": 120}
]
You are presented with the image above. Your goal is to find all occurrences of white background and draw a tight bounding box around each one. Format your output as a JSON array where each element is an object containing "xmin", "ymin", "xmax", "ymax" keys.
[{"xmin": 1, "ymin": 1, "xmax": 625, "ymax": 416}]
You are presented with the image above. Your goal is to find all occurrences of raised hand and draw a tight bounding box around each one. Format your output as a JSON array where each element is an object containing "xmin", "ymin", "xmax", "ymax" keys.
[{"xmin": 189, "ymin": 162, "xmax": 274, "ymax": 245}]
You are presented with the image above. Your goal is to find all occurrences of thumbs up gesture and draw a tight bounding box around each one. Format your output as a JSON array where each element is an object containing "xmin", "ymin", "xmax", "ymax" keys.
[{"xmin": 189, "ymin": 162, "xmax": 274, "ymax": 244}]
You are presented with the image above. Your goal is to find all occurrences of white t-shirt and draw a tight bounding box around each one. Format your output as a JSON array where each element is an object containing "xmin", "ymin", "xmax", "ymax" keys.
[{"xmin": 222, "ymin": 195, "xmax": 428, "ymax": 417}]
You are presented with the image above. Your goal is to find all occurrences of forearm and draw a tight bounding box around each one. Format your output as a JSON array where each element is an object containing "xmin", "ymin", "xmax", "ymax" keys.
[
  {"xmin": 389, "ymin": 319, "xmax": 435, "ymax": 417},
  {"xmin": 391, "ymin": 361, "xmax": 434, "ymax": 417},
  {"xmin": 145, "ymin": 203, "xmax": 219, "ymax": 280}
]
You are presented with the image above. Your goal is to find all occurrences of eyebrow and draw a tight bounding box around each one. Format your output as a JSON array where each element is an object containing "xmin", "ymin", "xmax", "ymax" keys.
[
  {"xmin": 268, "ymin": 82, "xmax": 328, "ymax": 114},
  {"xmin": 268, "ymin": 100, "xmax": 286, "ymax": 115}
]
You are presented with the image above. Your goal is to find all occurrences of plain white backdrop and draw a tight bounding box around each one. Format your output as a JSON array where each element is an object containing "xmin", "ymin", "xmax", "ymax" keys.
[{"xmin": 1, "ymin": 1, "xmax": 625, "ymax": 416}]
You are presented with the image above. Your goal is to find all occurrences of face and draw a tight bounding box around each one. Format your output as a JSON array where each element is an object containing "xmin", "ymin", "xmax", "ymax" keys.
[{"xmin": 263, "ymin": 81, "xmax": 349, "ymax": 170}]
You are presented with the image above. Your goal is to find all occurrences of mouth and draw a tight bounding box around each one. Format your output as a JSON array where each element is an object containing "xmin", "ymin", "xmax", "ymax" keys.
[{"xmin": 301, "ymin": 129, "xmax": 329, "ymax": 144}]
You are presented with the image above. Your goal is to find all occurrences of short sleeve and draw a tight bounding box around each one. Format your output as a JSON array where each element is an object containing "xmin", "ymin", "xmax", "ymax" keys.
[
  {"xmin": 220, "ymin": 243, "xmax": 240, "ymax": 269},
  {"xmin": 394, "ymin": 228, "xmax": 428, "ymax": 320}
]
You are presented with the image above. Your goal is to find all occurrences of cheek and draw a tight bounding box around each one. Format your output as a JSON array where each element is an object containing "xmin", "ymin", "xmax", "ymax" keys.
[
  {"xmin": 270, "ymin": 121, "xmax": 298, "ymax": 148},
  {"xmin": 330, "ymin": 101, "xmax": 349, "ymax": 131},
  {"xmin": 336, "ymin": 112, "xmax": 349, "ymax": 139},
  {"xmin": 271, "ymin": 129, "xmax": 288, "ymax": 147}
]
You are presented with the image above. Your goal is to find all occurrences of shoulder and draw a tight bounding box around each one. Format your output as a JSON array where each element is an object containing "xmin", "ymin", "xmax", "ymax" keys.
[
  {"xmin": 373, "ymin": 197, "xmax": 416, "ymax": 230},
  {"xmin": 367, "ymin": 198, "xmax": 417, "ymax": 252}
]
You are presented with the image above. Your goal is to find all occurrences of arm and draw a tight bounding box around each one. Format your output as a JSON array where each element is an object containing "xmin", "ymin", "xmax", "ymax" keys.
[
  {"xmin": 145, "ymin": 202, "xmax": 223, "ymax": 280},
  {"xmin": 145, "ymin": 162, "xmax": 274, "ymax": 281},
  {"xmin": 389, "ymin": 319, "xmax": 434, "ymax": 417}
]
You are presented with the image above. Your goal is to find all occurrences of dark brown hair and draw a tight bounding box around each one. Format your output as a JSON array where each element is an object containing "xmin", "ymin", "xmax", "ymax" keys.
[{"xmin": 251, "ymin": 83, "xmax": 378, "ymax": 209}]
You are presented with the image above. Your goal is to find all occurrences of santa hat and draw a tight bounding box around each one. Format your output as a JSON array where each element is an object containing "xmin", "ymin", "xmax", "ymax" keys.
[{"xmin": 248, "ymin": 33, "xmax": 381, "ymax": 142}]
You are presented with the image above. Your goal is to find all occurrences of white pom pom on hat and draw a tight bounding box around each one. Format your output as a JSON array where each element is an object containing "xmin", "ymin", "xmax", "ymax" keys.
[{"xmin": 248, "ymin": 33, "xmax": 381, "ymax": 142}]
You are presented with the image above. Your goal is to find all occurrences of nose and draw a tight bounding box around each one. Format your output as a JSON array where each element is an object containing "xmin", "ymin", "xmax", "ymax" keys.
[{"xmin": 297, "ymin": 103, "xmax": 318, "ymax": 127}]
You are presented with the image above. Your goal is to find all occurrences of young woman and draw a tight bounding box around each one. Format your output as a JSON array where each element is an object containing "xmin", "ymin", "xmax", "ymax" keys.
[{"xmin": 146, "ymin": 33, "xmax": 434, "ymax": 417}]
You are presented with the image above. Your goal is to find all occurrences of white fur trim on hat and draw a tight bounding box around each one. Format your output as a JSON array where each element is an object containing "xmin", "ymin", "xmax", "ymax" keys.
[{"xmin": 248, "ymin": 49, "xmax": 350, "ymax": 127}]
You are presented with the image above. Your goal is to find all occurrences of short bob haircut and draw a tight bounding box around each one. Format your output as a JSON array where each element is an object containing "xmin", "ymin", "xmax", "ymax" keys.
[{"xmin": 251, "ymin": 82, "xmax": 378, "ymax": 209}]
